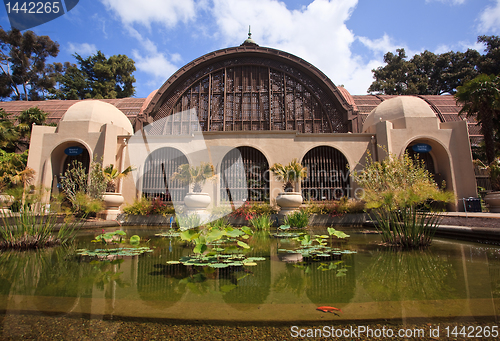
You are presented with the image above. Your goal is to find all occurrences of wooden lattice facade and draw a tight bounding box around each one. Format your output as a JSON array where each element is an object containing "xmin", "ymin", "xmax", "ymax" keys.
[{"xmin": 139, "ymin": 46, "xmax": 354, "ymax": 135}]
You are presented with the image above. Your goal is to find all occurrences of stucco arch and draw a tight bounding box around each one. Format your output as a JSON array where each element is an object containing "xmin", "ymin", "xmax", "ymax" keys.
[
  {"xmin": 220, "ymin": 146, "xmax": 270, "ymax": 203},
  {"xmin": 400, "ymin": 136, "xmax": 455, "ymax": 194},
  {"xmin": 301, "ymin": 145, "xmax": 351, "ymax": 200}
]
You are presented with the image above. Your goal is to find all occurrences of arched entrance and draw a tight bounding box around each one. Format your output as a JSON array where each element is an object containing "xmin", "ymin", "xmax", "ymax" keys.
[
  {"xmin": 301, "ymin": 146, "xmax": 350, "ymax": 201},
  {"xmin": 220, "ymin": 146, "xmax": 270, "ymax": 203},
  {"xmin": 62, "ymin": 147, "xmax": 90, "ymax": 175},
  {"xmin": 142, "ymin": 147, "xmax": 189, "ymax": 202},
  {"xmin": 404, "ymin": 139, "xmax": 452, "ymax": 190}
]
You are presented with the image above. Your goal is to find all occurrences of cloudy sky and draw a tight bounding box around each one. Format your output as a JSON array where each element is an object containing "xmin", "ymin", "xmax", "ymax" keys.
[{"xmin": 1, "ymin": 0, "xmax": 499, "ymax": 97}]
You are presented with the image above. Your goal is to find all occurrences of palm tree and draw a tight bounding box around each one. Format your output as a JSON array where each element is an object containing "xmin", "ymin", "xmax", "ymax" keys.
[
  {"xmin": 171, "ymin": 162, "xmax": 214, "ymax": 192},
  {"xmin": 270, "ymin": 159, "xmax": 307, "ymax": 192},
  {"xmin": 103, "ymin": 164, "xmax": 134, "ymax": 192},
  {"xmin": 455, "ymin": 74, "xmax": 500, "ymax": 164}
]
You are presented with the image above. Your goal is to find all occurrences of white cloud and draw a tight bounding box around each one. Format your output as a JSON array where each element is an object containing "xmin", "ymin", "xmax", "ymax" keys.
[
  {"xmin": 425, "ymin": 0, "xmax": 466, "ymax": 5},
  {"xmin": 99, "ymin": 0, "xmax": 197, "ymax": 28},
  {"xmin": 478, "ymin": 0, "xmax": 500, "ymax": 33},
  {"xmin": 211, "ymin": 0, "xmax": 379, "ymax": 93},
  {"xmin": 67, "ymin": 42, "xmax": 97, "ymax": 55},
  {"xmin": 132, "ymin": 50, "xmax": 179, "ymax": 80},
  {"xmin": 126, "ymin": 27, "xmax": 179, "ymax": 84}
]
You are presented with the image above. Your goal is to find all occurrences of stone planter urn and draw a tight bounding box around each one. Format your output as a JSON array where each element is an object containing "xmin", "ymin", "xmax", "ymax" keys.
[
  {"xmin": 184, "ymin": 192, "xmax": 211, "ymax": 213},
  {"xmin": 485, "ymin": 191, "xmax": 500, "ymax": 213},
  {"xmin": 99, "ymin": 192, "xmax": 125, "ymax": 220},
  {"xmin": 276, "ymin": 192, "xmax": 303, "ymax": 215}
]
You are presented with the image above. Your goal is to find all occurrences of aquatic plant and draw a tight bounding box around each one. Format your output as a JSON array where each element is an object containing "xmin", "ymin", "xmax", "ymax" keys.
[
  {"xmin": 249, "ymin": 213, "xmax": 273, "ymax": 231},
  {"xmin": 76, "ymin": 247, "xmax": 153, "ymax": 259},
  {"xmin": 284, "ymin": 210, "xmax": 309, "ymax": 229},
  {"xmin": 277, "ymin": 227, "xmax": 354, "ymax": 262},
  {"xmin": 353, "ymin": 152, "xmax": 454, "ymax": 249},
  {"xmin": 271, "ymin": 224, "xmax": 302, "ymax": 238},
  {"xmin": 0, "ymin": 195, "xmax": 80, "ymax": 250}
]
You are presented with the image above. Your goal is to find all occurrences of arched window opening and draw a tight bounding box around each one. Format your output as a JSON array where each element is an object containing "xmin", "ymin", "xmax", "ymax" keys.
[
  {"xmin": 406, "ymin": 146, "xmax": 436, "ymax": 175},
  {"xmin": 220, "ymin": 146, "xmax": 269, "ymax": 203},
  {"xmin": 142, "ymin": 148, "xmax": 189, "ymax": 202},
  {"xmin": 301, "ymin": 146, "xmax": 350, "ymax": 201},
  {"xmin": 62, "ymin": 147, "xmax": 90, "ymax": 175}
]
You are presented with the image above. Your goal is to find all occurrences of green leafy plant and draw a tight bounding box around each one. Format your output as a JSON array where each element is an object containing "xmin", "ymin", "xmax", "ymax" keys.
[
  {"xmin": 59, "ymin": 159, "xmax": 106, "ymax": 215},
  {"xmin": 284, "ymin": 210, "xmax": 310, "ymax": 229},
  {"xmin": 229, "ymin": 201, "xmax": 278, "ymax": 220},
  {"xmin": 270, "ymin": 159, "xmax": 307, "ymax": 192},
  {"xmin": 171, "ymin": 162, "xmax": 215, "ymax": 192},
  {"xmin": 353, "ymin": 152, "xmax": 454, "ymax": 248},
  {"xmin": 103, "ymin": 164, "xmax": 134, "ymax": 193}
]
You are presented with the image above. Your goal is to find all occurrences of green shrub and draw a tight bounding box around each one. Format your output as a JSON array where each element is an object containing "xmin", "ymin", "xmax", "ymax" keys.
[
  {"xmin": 303, "ymin": 198, "xmax": 365, "ymax": 216},
  {"xmin": 284, "ymin": 210, "xmax": 310, "ymax": 229},
  {"xmin": 122, "ymin": 197, "xmax": 175, "ymax": 216},
  {"xmin": 123, "ymin": 197, "xmax": 151, "ymax": 215},
  {"xmin": 229, "ymin": 201, "xmax": 278, "ymax": 220}
]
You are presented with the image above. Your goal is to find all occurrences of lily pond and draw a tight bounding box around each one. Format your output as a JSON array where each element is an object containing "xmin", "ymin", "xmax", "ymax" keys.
[{"xmin": 1, "ymin": 226, "xmax": 500, "ymax": 325}]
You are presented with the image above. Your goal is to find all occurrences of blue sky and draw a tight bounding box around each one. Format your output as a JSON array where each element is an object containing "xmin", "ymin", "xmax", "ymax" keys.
[{"xmin": 1, "ymin": 0, "xmax": 500, "ymax": 97}]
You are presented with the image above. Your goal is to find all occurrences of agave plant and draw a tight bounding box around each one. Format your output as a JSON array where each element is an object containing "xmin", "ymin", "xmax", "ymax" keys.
[
  {"xmin": 103, "ymin": 164, "xmax": 134, "ymax": 193},
  {"xmin": 270, "ymin": 159, "xmax": 307, "ymax": 192},
  {"xmin": 171, "ymin": 162, "xmax": 215, "ymax": 192}
]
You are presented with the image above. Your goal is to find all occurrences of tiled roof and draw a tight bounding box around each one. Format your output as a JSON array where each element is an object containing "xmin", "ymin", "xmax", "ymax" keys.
[
  {"xmin": 0, "ymin": 95, "xmax": 480, "ymax": 140},
  {"xmin": 0, "ymin": 98, "xmax": 147, "ymax": 125}
]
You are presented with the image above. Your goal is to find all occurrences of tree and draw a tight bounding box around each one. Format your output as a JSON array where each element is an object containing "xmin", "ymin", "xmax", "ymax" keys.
[
  {"xmin": 369, "ymin": 48, "xmax": 480, "ymax": 95},
  {"xmin": 368, "ymin": 49, "xmax": 418, "ymax": 95},
  {"xmin": 0, "ymin": 106, "xmax": 48, "ymax": 152},
  {"xmin": 455, "ymin": 74, "xmax": 500, "ymax": 164},
  {"xmin": 477, "ymin": 35, "xmax": 500, "ymax": 75},
  {"xmin": 52, "ymin": 51, "xmax": 136, "ymax": 99},
  {"xmin": 0, "ymin": 108, "xmax": 19, "ymax": 152},
  {"xmin": 0, "ymin": 27, "xmax": 60, "ymax": 100}
]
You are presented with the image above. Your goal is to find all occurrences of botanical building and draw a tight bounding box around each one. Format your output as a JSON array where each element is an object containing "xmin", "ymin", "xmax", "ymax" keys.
[{"xmin": 15, "ymin": 36, "xmax": 477, "ymax": 213}]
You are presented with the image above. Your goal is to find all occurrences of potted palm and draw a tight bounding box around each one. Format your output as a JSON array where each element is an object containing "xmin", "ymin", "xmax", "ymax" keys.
[
  {"xmin": 484, "ymin": 158, "xmax": 500, "ymax": 212},
  {"xmin": 101, "ymin": 164, "xmax": 134, "ymax": 216},
  {"xmin": 270, "ymin": 159, "xmax": 307, "ymax": 215},
  {"xmin": 171, "ymin": 162, "xmax": 215, "ymax": 213}
]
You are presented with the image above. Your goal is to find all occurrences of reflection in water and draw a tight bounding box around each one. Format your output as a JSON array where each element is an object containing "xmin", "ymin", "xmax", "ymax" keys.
[
  {"xmin": 1, "ymin": 230, "xmax": 500, "ymax": 322},
  {"xmin": 358, "ymin": 248, "xmax": 458, "ymax": 301}
]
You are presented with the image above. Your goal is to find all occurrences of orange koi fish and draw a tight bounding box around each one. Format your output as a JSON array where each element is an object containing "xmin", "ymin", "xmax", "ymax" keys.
[{"xmin": 316, "ymin": 306, "xmax": 343, "ymax": 313}]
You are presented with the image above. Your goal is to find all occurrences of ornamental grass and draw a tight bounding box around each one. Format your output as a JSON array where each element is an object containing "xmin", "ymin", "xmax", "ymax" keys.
[{"xmin": 353, "ymin": 152, "xmax": 454, "ymax": 249}]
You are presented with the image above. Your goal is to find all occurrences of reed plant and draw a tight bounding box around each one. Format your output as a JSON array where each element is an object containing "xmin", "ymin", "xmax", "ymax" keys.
[
  {"xmin": 1, "ymin": 205, "xmax": 80, "ymax": 250},
  {"xmin": 284, "ymin": 210, "xmax": 310, "ymax": 229},
  {"xmin": 353, "ymin": 152, "xmax": 454, "ymax": 249},
  {"xmin": 249, "ymin": 214, "xmax": 273, "ymax": 231}
]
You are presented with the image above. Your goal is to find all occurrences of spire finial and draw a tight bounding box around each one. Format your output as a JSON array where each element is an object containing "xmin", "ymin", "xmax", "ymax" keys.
[{"xmin": 241, "ymin": 25, "xmax": 259, "ymax": 47}]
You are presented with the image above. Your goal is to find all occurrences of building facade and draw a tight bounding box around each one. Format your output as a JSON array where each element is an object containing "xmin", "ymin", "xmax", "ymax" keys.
[{"xmin": 22, "ymin": 38, "xmax": 477, "ymax": 212}]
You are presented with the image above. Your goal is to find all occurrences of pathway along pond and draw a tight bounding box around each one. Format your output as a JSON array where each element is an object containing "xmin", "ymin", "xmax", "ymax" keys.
[{"xmin": 1, "ymin": 226, "xmax": 500, "ymax": 325}]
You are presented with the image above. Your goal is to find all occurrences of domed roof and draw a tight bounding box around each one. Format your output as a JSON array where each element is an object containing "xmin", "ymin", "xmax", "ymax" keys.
[
  {"xmin": 60, "ymin": 99, "xmax": 133, "ymax": 134},
  {"xmin": 362, "ymin": 96, "xmax": 436, "ymax": 132}
]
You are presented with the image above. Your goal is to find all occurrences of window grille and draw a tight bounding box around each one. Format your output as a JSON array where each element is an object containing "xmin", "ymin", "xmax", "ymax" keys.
[
  {"xmin": 301, "ymin": 146, "xmax": 350, "ymax": 201},
  {"xmin": 142, "ymin": 147, "xmax": 189, "ymax": 202},
  {"xmin": 220, "ymin": 146, "xmax": 270, "ymax": 203}
]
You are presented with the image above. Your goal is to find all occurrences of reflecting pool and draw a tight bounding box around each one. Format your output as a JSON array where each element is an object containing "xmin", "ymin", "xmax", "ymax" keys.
[{"xmin": 1, "ymin": 227, "xmax": 499, "ymax": 324}]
